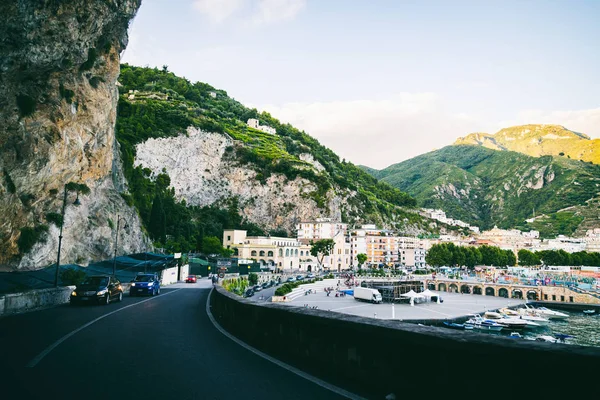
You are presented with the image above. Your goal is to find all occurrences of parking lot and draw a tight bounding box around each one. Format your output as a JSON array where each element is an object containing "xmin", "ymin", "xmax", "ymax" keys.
[{"xmin": 280, "ymin": 288, "xmax": 527, "ymax": 321}]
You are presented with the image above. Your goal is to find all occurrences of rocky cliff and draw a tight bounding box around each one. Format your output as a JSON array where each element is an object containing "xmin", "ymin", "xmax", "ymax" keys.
[
  {"xmin": 0, "ymin": 0, "xmax": 146, "ymax": 270},
  {"xmin": 454, "ymin": 124, "xmax": 600, "ymax": 164}
]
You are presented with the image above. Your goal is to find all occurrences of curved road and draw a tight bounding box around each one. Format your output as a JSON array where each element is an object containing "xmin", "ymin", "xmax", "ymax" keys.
[{"xmin": 0, "ymin": 280, "xmax": 348, "ymax": 400}]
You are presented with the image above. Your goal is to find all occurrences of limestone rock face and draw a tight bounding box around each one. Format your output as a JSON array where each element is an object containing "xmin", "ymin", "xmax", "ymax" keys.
[
  {"xmin": 0, "ymin": 0, "xmax": 145, "ymax": 269},
  {"xmin": 134, "ymin": 128, "xmax": 345, "ymax": 233}
]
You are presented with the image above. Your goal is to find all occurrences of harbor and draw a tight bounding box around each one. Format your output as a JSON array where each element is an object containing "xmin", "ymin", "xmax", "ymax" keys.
[{"xmin": 275, "ymin": 278, "xmax": 600, "ymax": 347}]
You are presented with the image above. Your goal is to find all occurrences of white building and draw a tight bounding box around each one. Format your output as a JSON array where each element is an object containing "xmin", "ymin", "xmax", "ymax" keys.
[
  {"xmin": 209, "ymin": 91, "xmax": 217, "ymax": 98},
  {"xmin": 247, "ymin": 118, "xmax": 276, "ymax": 135},
  {"xmin": 223, "ymin": 229, "xmax": 314, "ymax": 272},
  {"xmin": 544, "ymin": 235, "xmax": 586, "ymax": 253},
  {"xmin": 296, "ymin": 218, "xmax": 347, "ymax": 243}
]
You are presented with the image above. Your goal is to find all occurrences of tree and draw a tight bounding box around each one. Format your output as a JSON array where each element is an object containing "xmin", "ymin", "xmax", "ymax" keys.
[
  {"xmin": 310, "ymin": 239, "xmax": 335, "ymax": 271},
  {"xmin": 505, "ymin": 250, "xmax": 517, "ymax": 267},
  {"xmin": 202, "ymin": 236, "xmax": 224, "ymax": 255},
  {"xmin": 248, "ymin": 272, "xmax": 258, "ymax": 286},
  {"xmin": 518, "ymin": 249, "xmax": 540, "ymax": 266},
  {"xmin": 425, "ymin": 243, "xmax": 451, "ymax": 267},
  {"xmin": 357, "ymin": 253, "xmax": 367, "ymax": 268}
]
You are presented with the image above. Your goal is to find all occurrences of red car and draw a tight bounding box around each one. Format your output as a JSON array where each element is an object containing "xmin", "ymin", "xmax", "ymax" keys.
[{"xmin": 185, "ymin": 275, "xmax": 197, "ymax": 283}]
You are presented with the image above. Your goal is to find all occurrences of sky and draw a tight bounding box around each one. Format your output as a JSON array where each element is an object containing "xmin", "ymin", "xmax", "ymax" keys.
[{"xmin": 122, "ymin": 0, "xmax": 600, "ymax": 169}]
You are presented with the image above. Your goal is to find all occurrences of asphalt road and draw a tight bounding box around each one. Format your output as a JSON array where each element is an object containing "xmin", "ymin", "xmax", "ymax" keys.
[{"xmin": 0, "ymin": 279, "xmax": 348, "ymax": 400}]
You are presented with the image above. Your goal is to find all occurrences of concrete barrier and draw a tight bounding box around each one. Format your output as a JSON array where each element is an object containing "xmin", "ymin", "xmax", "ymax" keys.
[
  {"xmin": 211, "ymin": 285, "xmax": 600, "ymax": 398},
  {"xmin": 0, "ymin": 286, "xmax": 75, "ymax": 316}
]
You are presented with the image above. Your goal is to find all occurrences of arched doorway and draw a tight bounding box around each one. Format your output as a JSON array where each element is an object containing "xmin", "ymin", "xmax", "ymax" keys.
[
  {"xmin": 428, "ymin": 283, "xmax": 436, "ymax": 290},
  {"xmin": 527, "ymin": 290, "xmax": 538, "ymax": 300},
  {"xmin": 472, "ymin": 286, "xmax": 482, "ymax": 295},
  {"xmin": 449, "ymin": 283, "xmax": 458, "ymax": 293},
  {"xmin": 498, "ymin": 288, "xmax": 509, "ymax": 298},
  {"xmin": 460, "ymin": 285, "xmax": 471, "ymax": 294},
  {"xmin": 512, "ymin": 289, "xmax": 523, "ymax": 299},
  {"xmin": 307, "ymin": 265, "xmax": 312, "ymax": 272},
  {"xmin": 438, "ymin": 283, "xmax": 447, "ymax": 292},
  {"xmin": 485, "ymin": 287, "xmax": 495, "ymax": 296}
]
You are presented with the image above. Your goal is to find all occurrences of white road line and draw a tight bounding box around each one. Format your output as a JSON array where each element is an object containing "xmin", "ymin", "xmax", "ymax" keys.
[
  {"xmin": 26, "ymin": 289, "xmax": 182, "ymax": 368},
  {"xmin": 206, "ymin": 289, "xmax": 367, "ymax": 400}
]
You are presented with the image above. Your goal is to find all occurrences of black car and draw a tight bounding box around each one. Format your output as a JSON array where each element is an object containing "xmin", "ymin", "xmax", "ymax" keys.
[
  {"xmin": 70, "ymin": 275, "xmax": 123, "ymax": 305},
  {"xmin": 244, "ymin": 289, "xmax": 254, "ymax": 298},
  {"xmin": 130, "ymin": 273, "xmax": 161, "ymax": 296},
  {"xmin": 253, "ymin": 285, "xmax": 262, "ymax": 292}
]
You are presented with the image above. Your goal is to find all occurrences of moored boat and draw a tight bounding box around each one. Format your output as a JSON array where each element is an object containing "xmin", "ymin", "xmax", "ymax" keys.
[
  {"xmin": 465, "ymin": 314, "xmax": 504, "ymax": 331},
  {"xmin": 525, "ymin": 305, "xmax": 568, "ymax": 320},
  {"xmin": 583, "ymin": 309, "xmax": 595, "ymax": 315},
  {"xmin": 443, "ymin": 321, "xmax": 466, "ymax": 330}
]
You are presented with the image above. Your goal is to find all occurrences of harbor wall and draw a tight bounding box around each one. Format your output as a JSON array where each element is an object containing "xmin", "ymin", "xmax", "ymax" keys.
[{"xmin": 210, "ymin": 286, "xmax": 600, "ymax": 398}]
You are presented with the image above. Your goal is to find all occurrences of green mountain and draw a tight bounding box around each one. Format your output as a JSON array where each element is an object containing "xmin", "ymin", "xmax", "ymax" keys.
[
  {"xmin": 455, "ymin": 124, "xmax": 600, "ymax": 164},
  {"xmin": 115, "ymin": 65, "xmax": 436, "ymax": 252},
  {"xmin": 367, "ymin": 145, "xmax": 600, "ymax": 237}
]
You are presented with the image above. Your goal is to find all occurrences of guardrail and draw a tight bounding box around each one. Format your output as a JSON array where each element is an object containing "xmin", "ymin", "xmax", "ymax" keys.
[{"xmin": 0, "ymin": 286, "xmax": 75, "ymax": 316}]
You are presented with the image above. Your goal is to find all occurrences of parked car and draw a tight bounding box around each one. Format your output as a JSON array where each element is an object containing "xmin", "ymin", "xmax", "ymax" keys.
[
  {"xmin": 296, "ymin": 275, "xmax": 304, "ymax": 281},
  {"xmin": 130, "ymin": 273, "xmax": 161, "ymax": 296},
  {"xmin": 286, "ymin": 276, "xmax": 296, "ymax": 282},
  {"xmin": 253, "ymin": 285, "xmax": 263, "ymax": 292},
  {"xmin": 306, "ymin": 273, "xmax": 315, "ymax": 279},
  {"xmin": 244, "ymin": 289, "xmax": 254, "ymax": 298},
  {"xmin": 70, "ymin": 275, "xmax": 123, "ymax": 305},
  {"xmin": 185, "ymin": 275, "xmax": 197, "ymax": 283}
]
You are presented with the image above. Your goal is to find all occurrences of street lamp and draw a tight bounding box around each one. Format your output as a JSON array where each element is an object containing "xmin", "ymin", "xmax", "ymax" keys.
[
  {"xmin": 54, "ymin": 182, "xmax": 89, "ymax": 287},
  {"xmin": 112, "ymin": 215, "xmax": 128, "ymax": 277}
]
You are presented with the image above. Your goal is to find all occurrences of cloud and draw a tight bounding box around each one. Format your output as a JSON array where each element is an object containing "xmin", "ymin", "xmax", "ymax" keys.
[
  {"xmin": 499, "ymin": 107, "xmax": 600, "ymax": 138},
  {"xmin": 192, "ymin": 0, "xmax": 246, "ymax": 23},
  {"xmin": 192, "ymin": 0, "xmax": 306, "ymax": 25},
  {"xmin": 252, "ymin": 0, "xmax": 306, "ymax": 25},
  {"xmin": 257, "ymin": 94, "xmax": 486, "ymax": 169}
]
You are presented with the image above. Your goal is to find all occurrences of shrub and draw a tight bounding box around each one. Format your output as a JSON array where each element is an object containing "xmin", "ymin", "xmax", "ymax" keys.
[
  {"xmin": 248, "ymin": 272, "xmax": 258, "ymax": 285},
  {"xmin": 17, "ymin": 225, "xmax": 49, "ymax": 254},
  {"xmin": 16, "ymin": 94, "xmax": 36, "ymax": 117},
  {"xmin": 3, "ymin": 169, "xmax": 16, "ymax": 193},
  {"xmin": 45, "ymin": 212, "xmax": 63, "ymax": 227},
  {"xmin": 60, "ymin": 268, "xmax": 87, "ymax": 286}
]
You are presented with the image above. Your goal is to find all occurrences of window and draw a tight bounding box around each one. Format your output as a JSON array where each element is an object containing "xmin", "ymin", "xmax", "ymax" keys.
[
  {"xmin": 227, "ymin": 236, "xmax": 231, "ymax": 241},
  {"xmin": 552, "ymin": 295, "xmax": 556, "ymax": 301},
  {"xmin": 544, "ymin": 294, "xmax": 548, "ymax": 300},
  {"xmin": 251, "ymin": 250, "xmax": 257, "ymax": 257},
  {"xmin": 560, "ymin": 295, "xmax": 565, "ymax": 302},
  {"xmin": 286, "ymin": 249, "xmax": 290, "ymax": 257},
  {"xmin": 569, "ymin": 296, "xmax": 574, "ymax": 303},
  {"xmin": 268, "ymin": 251, "xmax": 273, "ymax": 257},
  {"xmin": 279, "ymin": 249, "xmax": 283, "ymax": 257},
  {"xmin": 295, "ymin": 249, "xmax": 298, "ymax": 257},
  {"xmin": 300, "ymin": 251, "xmax": 304, "ymax": 256}
]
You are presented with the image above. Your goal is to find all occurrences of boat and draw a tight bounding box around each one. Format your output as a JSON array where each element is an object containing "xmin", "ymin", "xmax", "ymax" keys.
[
  {"xmin": 443, "ymin": 322, "xmax": 466, "ymax": 330},
  {"xmin": 583, "ymin": 309, "xmax": 595, "ymax": 314},
  {"xmin": 484, "ymin": 311, "xmax": 529, "ymax": 329},
  {"xmin": 465, "ymin": 314, "xmax": 504, "ymax": 331},
  {"xmin": 554, "ymin": 333, "xmax": 574, "ymax": 343},
  {"xmin": 499, "ymin": 307, "xmax": 520, "ymax": 317},
  {"xmin": 516, "ymin": 313, "xmax": 549, "ymax": 327},
  {"xmin": 535, "ymin": 335, "xmax": 558, "ymax": 343},
  {"xmin": 509, "ymin": 332, "xmax": 523, "ymax": 338},
  {"xmin": 525, "ymin": 305, "xmax": 568, "ymax": 320}
]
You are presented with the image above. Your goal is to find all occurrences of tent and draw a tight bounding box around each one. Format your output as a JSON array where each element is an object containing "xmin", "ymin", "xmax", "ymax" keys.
[
  {"xmin": 421, "ymin": 289, "xmax": 441, "ymax": 304},
  {"xmin": 400, "ymin": 290, "xmax": 426, "ymax": 306}
]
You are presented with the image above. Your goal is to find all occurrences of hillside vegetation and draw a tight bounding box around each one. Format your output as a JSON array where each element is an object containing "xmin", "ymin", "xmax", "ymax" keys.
[
  {"xmin": 455, "ymin": 124, "xmax": 600, "ymax": 164},
  {"xmin": 116, "ymin": 65, "xmax": 424, "ymax": 252},
  {"xmin": 368, "ymin": 145, "xmax": 600, "ymax": 236}
]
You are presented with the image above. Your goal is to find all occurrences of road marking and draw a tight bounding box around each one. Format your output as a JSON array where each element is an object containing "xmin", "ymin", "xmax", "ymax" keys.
[
  {"xmin": 206, "ymin": 288, "xmax": 367, "ymax": 400},
  {"xmin": 26, "ymin": 289, "xmax": 182, "ymax": 368}
]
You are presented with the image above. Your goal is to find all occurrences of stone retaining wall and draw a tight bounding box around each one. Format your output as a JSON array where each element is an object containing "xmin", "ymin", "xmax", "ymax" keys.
[
  {"xmin": 0, "ymin": 286, "xmax": 75, "ymax": 316},
  {"xmin": 210, "ymin": 285, "xmax": 600, "ymax": 398}
]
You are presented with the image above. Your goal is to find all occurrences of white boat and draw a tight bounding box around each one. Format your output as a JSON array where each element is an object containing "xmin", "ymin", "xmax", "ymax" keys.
[
  {"xmin": 483, "ymin": 312, "xmax": 529, "ymax": 329},
  {"xmin": 465, "ymin": 314, "xmax": 504, "ymax": 331},
  {"xmin": 535, "ymin": 335, "xmax": 558, "ymax": 343},
  {"xmin": 583, "ymin": 309, "xmax": 595, "ymax": 315},
  {"xmin": 517, "ymin": 314, "xmax": 549, "ymax": 327},
  {"xmin": 524, "ymin": 305, "xmax": 568, "ymax": 320},
  {"xmin": 499, "ymin": 307, "xmax": 520, "ymax": 317}
]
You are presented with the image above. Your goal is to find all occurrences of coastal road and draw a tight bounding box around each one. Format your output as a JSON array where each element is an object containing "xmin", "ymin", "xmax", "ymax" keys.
[{"xmin": 0, "ymin": 280, "xmax": 352, "ymax": 400}]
